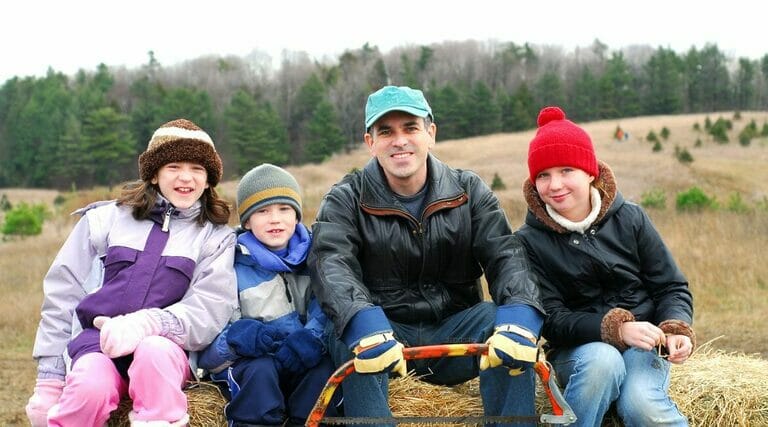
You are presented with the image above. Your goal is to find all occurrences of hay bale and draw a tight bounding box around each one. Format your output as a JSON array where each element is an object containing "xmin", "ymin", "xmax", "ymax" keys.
[
  {"xmin": 108, "ymin": 381, "xmax": 227, "ymax": 427},
  {"xmin": 667, "ymin": 346, "xmax": 768, "ymax": 426},
  {"xmin": 389, "ymin": 345, "xmax": 768, "ymax": 427},
  {"xmin": 107, "ymin": 346, "xmax": 768, "ymax": 426}
]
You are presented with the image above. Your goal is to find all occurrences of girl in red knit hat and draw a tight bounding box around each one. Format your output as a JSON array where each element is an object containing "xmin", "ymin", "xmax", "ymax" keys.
[{"xmin": 517, "ymin": 106, "xmax": 695, "ymax": 426}]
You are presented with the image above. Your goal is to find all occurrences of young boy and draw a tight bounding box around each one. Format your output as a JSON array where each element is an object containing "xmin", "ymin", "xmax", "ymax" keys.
[{"xmin": 198, "ymin": 163, "xmax": 339, "ymax": 427}]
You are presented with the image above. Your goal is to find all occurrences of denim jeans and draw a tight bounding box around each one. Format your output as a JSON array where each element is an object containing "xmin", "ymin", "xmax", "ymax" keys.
[
  {"xmin": 325, "ymin": 302, "xmax": 536, "ymax": 427},
  {"xmin": 549, "ymin": 342, "xmax": 688, "ymax": 427}
]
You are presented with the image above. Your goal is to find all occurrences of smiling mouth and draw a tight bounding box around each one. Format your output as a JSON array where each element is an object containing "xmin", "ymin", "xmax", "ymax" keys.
[
  {"xmin": 392, "ymin": 152, "xmax": 411, "ymax": 159},
  {"xmin": 176, "ymin": 187, "xmax": 194, "ymax": 193}
]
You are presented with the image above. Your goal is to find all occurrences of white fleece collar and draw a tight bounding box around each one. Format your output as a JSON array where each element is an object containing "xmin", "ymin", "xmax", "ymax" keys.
[{"xmin": 545, "ymin": 186, "xmax": 602, "ymax": 234}]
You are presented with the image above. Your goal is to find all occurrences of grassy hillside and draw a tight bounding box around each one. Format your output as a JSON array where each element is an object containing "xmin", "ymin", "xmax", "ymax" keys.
[{"xmin": 1, "ymin": 111, "xmax": 767, "ymax": 425}]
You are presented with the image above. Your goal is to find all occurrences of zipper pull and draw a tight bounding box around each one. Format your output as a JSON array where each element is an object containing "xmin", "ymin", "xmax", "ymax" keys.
[
  {"xmin": 281, "ymin": 274, "xmax": 292, "ymax": 303},
  {"xmin": 162, "ymin": 206, "xmax": 174, "ymax": 232}
]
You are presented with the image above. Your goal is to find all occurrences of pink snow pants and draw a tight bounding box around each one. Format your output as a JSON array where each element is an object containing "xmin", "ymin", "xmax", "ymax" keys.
[{"xmin": 49, "ymin": 336, "xmax": 191, "ymax": 426}]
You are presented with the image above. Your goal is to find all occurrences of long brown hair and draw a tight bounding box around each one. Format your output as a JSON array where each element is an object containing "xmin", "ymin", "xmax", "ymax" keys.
[{"xmin": 117, "ymin": 180, "xmax": 231, "ymax": 225}]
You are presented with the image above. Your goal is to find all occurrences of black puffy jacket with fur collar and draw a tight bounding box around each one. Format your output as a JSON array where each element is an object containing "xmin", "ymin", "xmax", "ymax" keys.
[{"xmin": 517, "ymin": 161, "xmax": 695, "ymax": 351}]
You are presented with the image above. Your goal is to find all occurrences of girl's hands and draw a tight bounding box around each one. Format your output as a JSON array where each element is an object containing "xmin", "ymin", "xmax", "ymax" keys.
[
  {"xmin": 664, "ymin": 334, "xmax": 693, "ymax": 364},
  {"xmin": 619, "ymin": 321, "xmax": 666, "ymax": 351},
  {"xmin": 619, "ymin": 322, "xmax": 693, "ymax": 363}
]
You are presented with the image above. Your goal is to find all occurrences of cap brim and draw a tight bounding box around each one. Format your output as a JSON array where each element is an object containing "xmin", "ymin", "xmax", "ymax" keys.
[{"xmin": 365, "ymin": 106, "xmax": 431, "ymax": 129}]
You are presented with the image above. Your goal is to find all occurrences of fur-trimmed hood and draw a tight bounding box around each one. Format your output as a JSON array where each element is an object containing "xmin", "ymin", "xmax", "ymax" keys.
[{"xmin": 522, "ymin": 160, "xmax": 618, "ymax": 234}]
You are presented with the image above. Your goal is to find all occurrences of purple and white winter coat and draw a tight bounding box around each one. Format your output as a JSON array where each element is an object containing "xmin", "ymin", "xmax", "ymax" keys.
[{"xmin": 32, "ymin": 197, "xmax": 237, "ymax": 367}]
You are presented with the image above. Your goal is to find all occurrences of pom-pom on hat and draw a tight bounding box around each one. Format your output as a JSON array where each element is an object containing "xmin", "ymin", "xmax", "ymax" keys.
[
  {"xmin": 527, "ymin": 106, "xmax": 598, "ymax": 183},
  {"xmin": 139, "ymin": 119, "xmax": 223, "ymax": 186},
  {"xmin": 237, "ymin": 163, "xmax": 303, "ymax": 226}
]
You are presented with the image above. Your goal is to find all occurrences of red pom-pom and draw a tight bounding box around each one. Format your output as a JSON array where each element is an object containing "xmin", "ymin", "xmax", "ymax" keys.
[{"xmin": 537, "ymin": 106, "xmax": 565, "ymax": 127}]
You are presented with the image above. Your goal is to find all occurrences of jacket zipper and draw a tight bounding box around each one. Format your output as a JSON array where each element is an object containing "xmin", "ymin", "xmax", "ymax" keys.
[
  {"xmin": 281, "ymin": 273, "xmax": 292, "ymax": 303},
  {"xmin": 361, "ymin": 193, "xmax": 468, "ymax": 236},
  {"xmin": 161, "ymin": 205, "xmax": 175, "ymax": 232}
]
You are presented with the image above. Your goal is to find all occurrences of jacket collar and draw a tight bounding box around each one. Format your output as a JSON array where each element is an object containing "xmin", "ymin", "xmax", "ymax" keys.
[
  {"xmin": 359, "ymin": 153, "xmax": 465, "ymax": 210},
  {"xmin": 522, "ymin": 160, "xmax": 621, "ymax": 234}
]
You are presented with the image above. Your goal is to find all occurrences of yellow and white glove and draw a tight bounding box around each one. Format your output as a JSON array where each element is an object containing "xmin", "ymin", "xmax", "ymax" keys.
[
  {"xmin": 352, "ymin": 332, "xmax": 407, "ymax": 377},
  {"xmin": 480, "ymin": 324, "xmax": 539, "ymax": 376}
]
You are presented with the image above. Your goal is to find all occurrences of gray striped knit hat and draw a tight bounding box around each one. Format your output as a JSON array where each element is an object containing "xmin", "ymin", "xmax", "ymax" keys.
[{"xmin": 237, "ymin": 164, "xmax": 302, "ymax": 226}]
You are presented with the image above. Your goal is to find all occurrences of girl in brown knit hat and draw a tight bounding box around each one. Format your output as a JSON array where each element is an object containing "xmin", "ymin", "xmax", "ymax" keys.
[
  {"xmin": 26, "ymin": 119, "xmax": 237, "ymax": 426},
  {"xmin": 516, "ymin": 106, "xmax": 695, "ymax": 427}
]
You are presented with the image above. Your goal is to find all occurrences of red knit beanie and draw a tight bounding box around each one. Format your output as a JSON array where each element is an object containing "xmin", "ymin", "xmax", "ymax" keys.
[{"xmin": 527, "ymin": 106, "xmax": 598, "ymax": 183}]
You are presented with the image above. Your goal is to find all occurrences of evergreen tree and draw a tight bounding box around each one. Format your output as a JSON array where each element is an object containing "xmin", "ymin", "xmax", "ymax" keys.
[
  {"xmin": 430, "ymin": 84, "xmax": 467, "ymax": 140},
  {"xmin": 733, "ymin": 58, "xmax": 756, "ymax": 110},
  {"xmin": 598, "ymin": 52, "xmax": 640, "ymax": 118},
  {"xmin": 305, "ymin": 100, "xmax": 345, "ymax": 163},
  {"xmin": 642, "ymin": 47, "xmax": 684, "ymax": 114},
  {"xmin": 49, "ymin": 115, "xmax": 89, "ymax": 189},
  {"xmin": 684, "ymin": 45, "xmax": 731, "ymax": 111},
  {"xmin": 535, "ymin": 70, "xmax": 566, "ymax": 108},
  {"xmin": 9, "ymin": 71, "xmax": 74, "ymax": 187},
  {"xmin": 81, "ymin": 107, "xmax": 134, "ymax": 188},
  {"xmin": 129, "ymin": 75, "xmax": 166, "ymax": 154},
  {"xmin": 505, "ymin": 83, "xmax": 537, "ymax": 131},
  {"xmin": 225, "ymin": 90, "xmax": 289, "ymax": 174},
  {"xmin": 290, "ymin": 74, "xmax": 327, "ymax": 163},
  {"xmin": 464, "ymin": 81, "xmax": 501, "ymax": 136},
  {"xmin": 160, "ymin": 87, "xmax": 214, "ymax": 131},
  {"xmin": 568, "ymin": 66, "xmax": 600, "ymax": 121}
]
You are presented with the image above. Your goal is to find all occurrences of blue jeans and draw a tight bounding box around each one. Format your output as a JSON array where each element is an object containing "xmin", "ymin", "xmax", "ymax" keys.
[
  {"xmin": 550, "ymin": 342, "xmax": 688, "ymax": 427},
  {"xmin": 325, "ymin": 302, "xmax": 536, "ymax": 427}
]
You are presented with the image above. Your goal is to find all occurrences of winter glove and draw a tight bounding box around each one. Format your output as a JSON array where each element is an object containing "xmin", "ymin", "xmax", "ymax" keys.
[
  {"xmin": 25, "ymin": 378, "xmax": 65, "ymax": 427},
  {"xmin": 94, "ymin": 309, "xmax": 161, "ymax": 358},
  {"xmin": 353, "ymin": 332, "xmax": 407, "ymax": 377},
  {"xmin": 342, "ymin": 306, "xmax": 407, "ymax": 377},
  {"xmin": 480, "ymin": 304, "xmax": 543, "ymax": 376},
  {"xmin": 275, "ymin": 328, "xmax": 324, "ymax": 374},
  {"xmin": 226, "ymin": 319, "xmax": 286, "ymax": 358}
]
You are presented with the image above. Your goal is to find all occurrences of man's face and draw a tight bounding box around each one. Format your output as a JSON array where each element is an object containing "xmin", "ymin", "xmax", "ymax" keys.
[{"xmin": 364, "ymin": 111, "xmax": 436, "ymax": 196}]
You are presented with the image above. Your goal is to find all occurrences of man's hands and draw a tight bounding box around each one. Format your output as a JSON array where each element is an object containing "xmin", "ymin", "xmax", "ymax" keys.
[
  {"xmin": 480, "ymin": 304, "xmax": 543, "ymax": 376},
  {"xmin": 227, "ymin": 319, "xmax": 286, "ymax": 358},
  {"xmin": 93, "ymin": 309, "xmax": 161, "ymax": 358},
  {"xmin": 480, "ymin": 324, "xmax": 538, "ymax": 375},
  {"xmin": 25, "ymin": 378, "xmax": 65, "ymax": 427},
  {"xmin": 352, "ymin": 332, "xmax": 407, "ymax": 377},
  {"xmin": 342, "ymin": 306, "xmax": 407, "ymax": 377}
]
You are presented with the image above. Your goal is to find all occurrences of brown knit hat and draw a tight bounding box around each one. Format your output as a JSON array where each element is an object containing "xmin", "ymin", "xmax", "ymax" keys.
[{"xmin": 138, "ymin": 119, "xmax": 223, "ymax": 186}]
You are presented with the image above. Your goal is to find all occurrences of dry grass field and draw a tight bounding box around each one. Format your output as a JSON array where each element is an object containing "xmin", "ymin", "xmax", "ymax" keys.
[{"xmin": 1, "ymin": 111, "xmax": 767, "ymax": 425}]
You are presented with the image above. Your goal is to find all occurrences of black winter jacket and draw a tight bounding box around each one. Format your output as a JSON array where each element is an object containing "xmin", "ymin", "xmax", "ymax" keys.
[
  {"xmin": 517, "ymin": 162, "xmax": 694, "ymax": 351},
  {"xmin": 309, "ymin": 154, "xmax": 543, "ymax": 336}
]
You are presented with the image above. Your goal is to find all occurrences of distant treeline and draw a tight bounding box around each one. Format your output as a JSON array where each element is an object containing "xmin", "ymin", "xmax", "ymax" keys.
[{"xmin": 1, "ymin": 39, "xmax": 766, "ymax": 189}]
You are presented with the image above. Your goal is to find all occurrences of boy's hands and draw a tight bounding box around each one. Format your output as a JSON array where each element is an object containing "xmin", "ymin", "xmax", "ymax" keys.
[
  {"xmin": 274, "ymin": 328, "xmax": 324, "ymax": 374},
  {"xmin": 227, "ymin": 319, "xmax": 285, "ymax": 358}
]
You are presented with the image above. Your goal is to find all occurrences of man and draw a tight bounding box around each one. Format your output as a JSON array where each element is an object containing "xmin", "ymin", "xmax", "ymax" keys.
[{"xmin": 308, "ymin": 85, "xmax": 544, "ymax": 426}]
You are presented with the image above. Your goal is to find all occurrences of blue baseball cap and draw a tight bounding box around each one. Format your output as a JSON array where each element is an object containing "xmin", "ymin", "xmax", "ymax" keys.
[{"xmin": 365, "ymin": 86, "xmax": 433, "ymax": 129}]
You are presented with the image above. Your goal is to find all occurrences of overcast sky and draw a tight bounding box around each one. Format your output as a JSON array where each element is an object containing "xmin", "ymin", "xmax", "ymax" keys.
[{"xmin": 2, "ymin": 0, "xmax": 765, "ymax": 82}]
